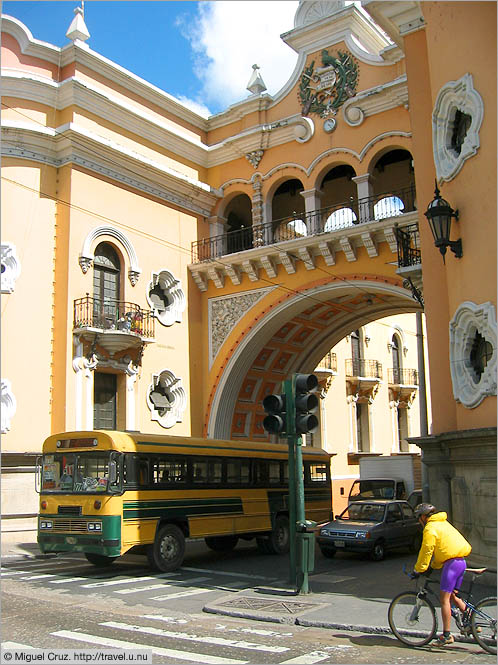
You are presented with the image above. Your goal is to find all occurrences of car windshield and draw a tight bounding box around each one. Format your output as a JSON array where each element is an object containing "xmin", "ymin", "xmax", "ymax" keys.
[
  {"xmin": 40, "ymin": 452, "xmax": 119, "ymax": 493},
  {"xmin": 339, "ymin": 503, "xmax": 386, "ymax": 522}
]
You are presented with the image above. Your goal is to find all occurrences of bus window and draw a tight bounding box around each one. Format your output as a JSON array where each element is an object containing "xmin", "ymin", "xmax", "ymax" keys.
[
  {"xmin": 253, "ymin": 460, "xmax": 269, "ymax": 485},
  {"xmin": 193, "ymin": 462, "xmax": 207, "ymax": 482},
  {"xmin": 227, "ymin": 459, "xmax": 250, "ymax": 484},
  {"xmin": 138, "ymin": 459, "xmax": 149, "ymax": 486},
  {"xmin": 207, "ymin": 461, "xmax": 222, "ymax": 483},
  {"xmin": 308, "ymin": 463, "xmax": 328, "ymax": 484},
  {"xmin": 269, "ymin": 461, "xmax": 281, "ymax": 485}
]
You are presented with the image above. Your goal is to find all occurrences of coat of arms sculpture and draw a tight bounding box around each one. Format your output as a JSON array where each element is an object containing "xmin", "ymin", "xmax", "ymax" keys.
[{"xmin": 298, "ymin": 49, "xmax": 359, "ymax": 124}]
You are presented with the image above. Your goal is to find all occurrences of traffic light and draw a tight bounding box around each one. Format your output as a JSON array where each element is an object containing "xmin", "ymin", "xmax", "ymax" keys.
[
  {"xmin": 294, "ymin": 373, "xmax": 319, "ymax": 434},
  {"xmin": 262, "ymin": 393, "xmax": 286, "ymax": 434}
]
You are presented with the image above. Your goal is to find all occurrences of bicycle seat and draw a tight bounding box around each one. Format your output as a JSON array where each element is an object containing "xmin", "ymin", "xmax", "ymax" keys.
[{"xmin": 466, "ymin": 567, "xmax": 487, "ymax": 575}]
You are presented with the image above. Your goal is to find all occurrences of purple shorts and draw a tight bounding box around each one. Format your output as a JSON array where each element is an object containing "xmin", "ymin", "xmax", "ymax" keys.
[{"xmin": 440, "ymin": 557, "xmax": 466, "ymax": 593}]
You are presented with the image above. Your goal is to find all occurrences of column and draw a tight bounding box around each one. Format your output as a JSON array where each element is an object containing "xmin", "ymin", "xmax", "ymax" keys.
[
  {"xmin": 125, "ymin": 363, "xmax": 139, "ymax": 431},
  {"xmin": 251, "ymin": 176, "xmax": 265, "ymax": 247},
  {"xmin": 352, "ymin": 174, "xmax": 375, "ymax": 224},
  {"xmin": 207, "ymin": 215, "xmax": 227, "ymax": 259},
  {"xmin": 300, "ymin": 188, "xmax": 323, "ymax": 235},
  {"xmin": 84, "ymin": 355, "xmax": 98, "ymax": 430}
]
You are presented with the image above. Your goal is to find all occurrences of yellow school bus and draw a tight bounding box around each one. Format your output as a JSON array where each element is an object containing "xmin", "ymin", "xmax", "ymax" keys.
[{"xmin": 36, "ymin": 430, "xmax": 332, "ymax": 571}]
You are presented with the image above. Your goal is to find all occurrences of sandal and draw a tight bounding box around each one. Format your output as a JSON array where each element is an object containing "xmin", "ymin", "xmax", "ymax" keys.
[{"xmin": 435, "ymin": 633, "xmax": 454, "ymax": 645}]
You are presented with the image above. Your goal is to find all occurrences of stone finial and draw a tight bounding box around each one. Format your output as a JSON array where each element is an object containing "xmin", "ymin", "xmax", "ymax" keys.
[
  {"xmin": 66, "ymin": 6, "xmax": 90, "ymax": 43},
  {"xmin": 246, "ymin": 64, "xmax": 267, "ymax": 95}
]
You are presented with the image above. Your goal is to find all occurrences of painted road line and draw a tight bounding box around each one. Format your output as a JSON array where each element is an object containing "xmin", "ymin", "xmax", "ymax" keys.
[
  {"xmin": 2, "ymin": 642, "xmax": 35, "ymax": 649},
  {"xmin": 181, "ymin": 566, "xmax": 274, "ymax": 580},
  {"xmin": 82, "ymin": 575, "xmax": 156, "ymax": 588},
  {"xmin": 51, "ymin": 630, "xmax": 248, "ymax": 664},
  {"xmin": 49, "ymin": 577, "xmax": 87, "ymax": 584},
  {"xmin": 115, "ymin": 576, "xmax": 210, "ymax": 595},
  {"xmin": 101, "ymin": 621, "xmax": 290, "ymax": 653},
  {"xmin": 280, "ymin": 652, "xmax": 332, "ymax": 664},
  {"xmin": 151, "ymin": 588, "xmax": 215, "ymax": 601}
]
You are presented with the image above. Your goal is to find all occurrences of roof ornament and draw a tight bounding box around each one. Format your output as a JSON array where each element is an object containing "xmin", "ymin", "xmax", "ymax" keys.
[
  {"xmin": 66, "ymin": 4, "xmax": 90, "ymax": 43},
  {"xmin": 246, "ymin": 64, "xmax": 267, "ymax": 95}
]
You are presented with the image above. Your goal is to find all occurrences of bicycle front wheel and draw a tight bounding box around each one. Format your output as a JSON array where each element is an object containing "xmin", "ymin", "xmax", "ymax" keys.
[
  {"xmin": 471, "ymin": 596, "xmax": 497, "ymax": 655},
  {"xmin": 388, "ymin": 591, "xmax": 438, "ymax": 647}
]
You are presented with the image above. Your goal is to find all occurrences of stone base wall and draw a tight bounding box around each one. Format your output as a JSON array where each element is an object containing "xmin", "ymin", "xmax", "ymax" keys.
[{"xmin": 408, "ymin": 428, "xmax": 497, "ymax": 568}]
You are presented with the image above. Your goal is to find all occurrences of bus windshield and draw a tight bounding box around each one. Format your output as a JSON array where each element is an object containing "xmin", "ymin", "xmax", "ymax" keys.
[{"xmin": 40, "ymin": 452, "xmax": 120, "ymax": 494}]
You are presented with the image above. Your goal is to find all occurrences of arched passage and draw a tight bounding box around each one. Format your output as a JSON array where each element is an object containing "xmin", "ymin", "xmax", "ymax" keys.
[{"xmin": 206, "ymin": 276, "xmax": 421, "ymax": 439}]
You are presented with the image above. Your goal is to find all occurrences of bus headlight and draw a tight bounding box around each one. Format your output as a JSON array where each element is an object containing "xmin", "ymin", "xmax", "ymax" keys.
[
  {"xmin": 87, "ymin": 522, "xmax": 102, "ymax": 531},
  {"xmin": 40, "ymin": 521, "xmax": 53, "ymax": 529}
]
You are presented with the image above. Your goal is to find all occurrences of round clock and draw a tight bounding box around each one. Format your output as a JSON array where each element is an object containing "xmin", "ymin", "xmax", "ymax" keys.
[{"xmin": 323, "ymin": 118, "xmax": 337, "ymax": 133}]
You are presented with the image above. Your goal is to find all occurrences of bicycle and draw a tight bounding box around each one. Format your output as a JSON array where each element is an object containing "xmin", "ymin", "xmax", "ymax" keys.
[{"xmin": 388, "ymin": 566, "xmax": 496, "ymax": 654}]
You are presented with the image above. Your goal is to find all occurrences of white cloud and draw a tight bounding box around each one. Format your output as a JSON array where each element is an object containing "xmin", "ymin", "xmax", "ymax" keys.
[
  {"xmin": 179, "ymin": 1, "xmax": 299, "ymax": 113},
  {"xmin": 175, "ymin": 95, "xmax": 212, "ymax": 119}
]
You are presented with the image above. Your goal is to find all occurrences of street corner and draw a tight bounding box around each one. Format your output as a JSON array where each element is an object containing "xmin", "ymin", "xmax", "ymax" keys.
[{"xmin": 203, "ymin": 586, "xmax": 330, "ymax": 625}]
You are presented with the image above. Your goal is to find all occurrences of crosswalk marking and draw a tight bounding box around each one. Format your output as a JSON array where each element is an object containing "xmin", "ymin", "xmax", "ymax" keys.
[
  {"xmin": 280, "ymin": 652, "xmax": 331, "ymax": 664},
  {"xmin": 49, "ymin": 577, "xmax": 87, "ymax": 584},
  {"xmin": 151, "ymin": 588, "xmax": 214, "ymax": 601},
  {"xmin": 114, "ymin": 576, "xmax": 210, "ymax": 595},
  {"xmin": 82, "ymin": 575, "xmax": 156, "ymax": 588},
  {"xmin": 2, "ymin": 642, "xmax": 35, "ymax": 649},
  {"xmin": 51, "ymin": 630, "xmax": 248, "ymax": 664},
  {"xmin": 101, "ymin": 621, "xmax": 290, "ymax": 653},
  {"xmin": 181, "ymin": 566, "xmax": 274, "ymax": 580}
]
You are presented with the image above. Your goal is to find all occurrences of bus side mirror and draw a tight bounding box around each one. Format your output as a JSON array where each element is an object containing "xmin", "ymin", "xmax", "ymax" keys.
[{"xmin": 108, "ymin": 460, "xmax": 117, "ymax": 484}]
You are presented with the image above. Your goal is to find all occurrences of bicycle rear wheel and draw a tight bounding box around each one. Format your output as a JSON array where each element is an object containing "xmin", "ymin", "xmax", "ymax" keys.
[
  {"xmin": 388, "ymin": 591, "xmax": 438, "ymax": 646},
  {"xmin": 471, "ymin": 596, "xmax": 497, "ymax": 655}
]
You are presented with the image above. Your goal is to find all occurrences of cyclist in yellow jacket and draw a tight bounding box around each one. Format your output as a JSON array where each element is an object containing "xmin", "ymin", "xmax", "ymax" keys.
[{"xmin": 413, "ymin": 503, "xmax": 472, "ymax": 645}]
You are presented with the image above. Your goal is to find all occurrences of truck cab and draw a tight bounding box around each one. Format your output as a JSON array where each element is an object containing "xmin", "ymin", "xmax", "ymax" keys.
[{"xmin": 348, "ymin": 477, "xmax": 407, "ymax": 503}]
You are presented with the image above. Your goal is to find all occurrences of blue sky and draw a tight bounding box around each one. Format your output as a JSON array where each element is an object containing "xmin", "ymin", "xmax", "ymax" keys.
[{"xmin": 2, "ymin": 1, "xmax": 300, "ymax": 116}]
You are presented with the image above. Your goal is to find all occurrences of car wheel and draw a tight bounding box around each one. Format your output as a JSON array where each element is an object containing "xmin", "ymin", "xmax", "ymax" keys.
[
  {"xmin": 370, "ymin": 541, "xmax": 385, "ymax": 561},
  {"xmin": 319, "ymin": 547, "xmax": 337, "ymax": 558}
]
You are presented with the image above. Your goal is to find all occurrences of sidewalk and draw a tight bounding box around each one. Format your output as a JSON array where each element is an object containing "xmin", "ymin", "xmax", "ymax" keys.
[{"xmin": 2, "ymin": 532, "xmax": 495, "ymax": 642}]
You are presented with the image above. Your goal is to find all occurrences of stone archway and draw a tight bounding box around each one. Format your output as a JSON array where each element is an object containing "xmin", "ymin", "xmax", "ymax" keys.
[{"xmin": 206, "ymin": 276, "xmax": 421, "ymax": 439}]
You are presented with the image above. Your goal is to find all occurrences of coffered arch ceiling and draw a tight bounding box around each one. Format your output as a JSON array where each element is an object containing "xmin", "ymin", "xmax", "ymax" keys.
[{"xmin": 206, "ymin": 276, "xmax": 421, "ymax": 440}]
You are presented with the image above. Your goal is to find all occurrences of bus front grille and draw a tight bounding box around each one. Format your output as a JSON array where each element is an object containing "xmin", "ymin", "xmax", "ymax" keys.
[{"xmin": 51, "ymin": 519, "xmax": 89, "ymax": 533}]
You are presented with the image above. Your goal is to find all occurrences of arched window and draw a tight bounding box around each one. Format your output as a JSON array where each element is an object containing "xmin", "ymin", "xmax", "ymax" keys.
[
  {"xmin": 93, "ymin": 243, "xmax": 120, "ymax": 329},
  {"xmin": 275, "ymin": 218, "xmax": 308, "ymax": 241},
  {"xmin": 374, "ymin": 196, "xmax": 404, "ymax": 220},
  {"xmin": 324, "ymin": 207, "xmax": 357, "ymax": 231},
  {"xmin": 392, "ymin": 334, "xmax": 402, "ymax": 383}
]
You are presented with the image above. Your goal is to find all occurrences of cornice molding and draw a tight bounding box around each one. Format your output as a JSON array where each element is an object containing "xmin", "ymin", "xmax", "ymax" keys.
[
  {"xmin": 361, "ymin": 1, "xmax": 425, "ymax": 49},
  {"xmin": 342, "ymin": 75, "xmax": 409, "ymax": 126},
  {"xmin": 2, "ymin": 121, "xmax": 221, "ymax": 216}
]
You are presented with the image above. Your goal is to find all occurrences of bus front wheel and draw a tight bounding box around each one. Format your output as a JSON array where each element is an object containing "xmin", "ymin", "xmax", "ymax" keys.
[{"xmin": 148, "ymin": 523, "xmax": 186, "ymax": 572}]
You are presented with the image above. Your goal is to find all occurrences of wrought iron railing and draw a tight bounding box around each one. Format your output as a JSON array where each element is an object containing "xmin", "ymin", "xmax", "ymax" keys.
[
  {"xmin": 192, "ymin": 185, "xmax": 417, "ymax": 263},
  {"xmin": 345, "ymin": 358, "xmax": 383, "ymax": 380},
  {"xmin": 74, "ymin": 295, "xmax": 155, "ymax": 338},
  {"xmin": 316, "ymin": 351, "xmax": 338, "ymax": 372},
  {"xmin": 388, "ymin": 368, "xmax": 419, "ymax": 385},
  {"xmin": 394, "ymin": 223, "xmax": 421, "ymax": 267}
]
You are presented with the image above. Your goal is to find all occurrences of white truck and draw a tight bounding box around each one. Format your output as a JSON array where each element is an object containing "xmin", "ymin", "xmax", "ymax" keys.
[{"xmin": 348, "ymin": 455, "xmax": 422, "ymax": 505}]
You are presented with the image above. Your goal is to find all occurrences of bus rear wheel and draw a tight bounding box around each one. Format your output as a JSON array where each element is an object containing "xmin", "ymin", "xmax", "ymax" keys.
[
  {"xmin": 205, "ymin": 536, "xmax": 239, "ymax": 552},
  {"xmin": 148, "ymin": 523, "xmax": 185, "ymax": 572},
  {"xmin": 267, "ymin": 515, "xmax": 290, "ymax": 555},
  {"xmin": 84, "ymin": 553, "xmax": 115, "ymax": 567}
]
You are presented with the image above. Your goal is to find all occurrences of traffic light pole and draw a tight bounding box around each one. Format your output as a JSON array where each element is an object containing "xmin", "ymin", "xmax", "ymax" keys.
[{"xmin": 284, "ymin": 378, "xmax": 297, "ymax": 587}]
